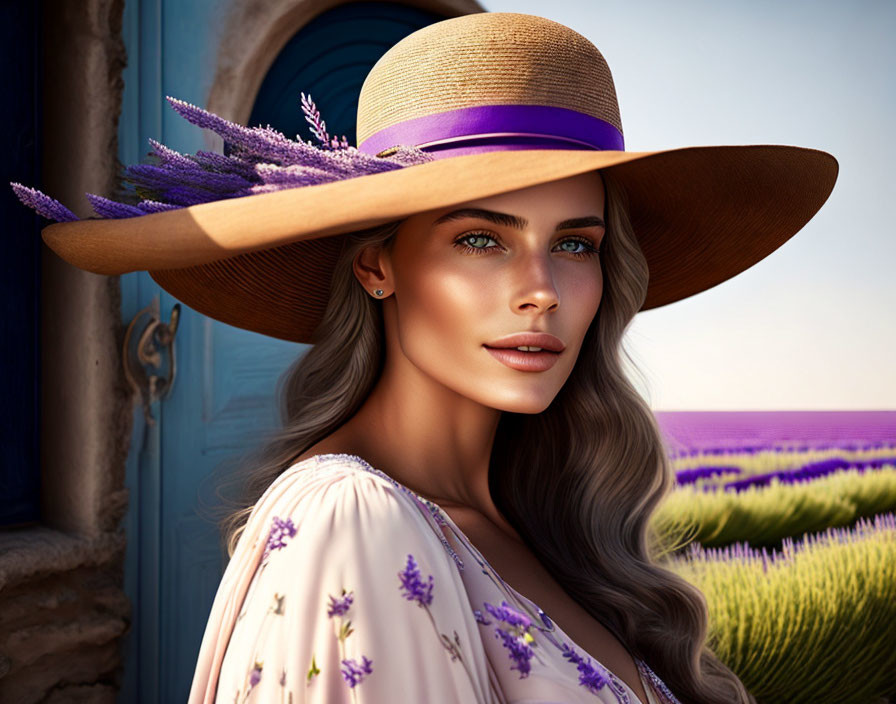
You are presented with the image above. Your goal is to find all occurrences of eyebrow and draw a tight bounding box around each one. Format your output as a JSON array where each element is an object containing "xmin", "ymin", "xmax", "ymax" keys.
[{"xmin": 432, "ymin": 207, "xmax": 606, "ymax": 231}]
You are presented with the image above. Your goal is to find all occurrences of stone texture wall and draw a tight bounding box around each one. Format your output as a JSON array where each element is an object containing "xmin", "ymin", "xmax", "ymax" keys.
[{"xmin": 0, "ymin": 0, "xmax": 134, "ymax": 702}]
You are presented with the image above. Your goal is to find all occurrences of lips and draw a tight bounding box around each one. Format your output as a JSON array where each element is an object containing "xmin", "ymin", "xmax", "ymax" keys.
[
  {"xmin": 483, "ymin": 332, "xmax": 566, "ymax": 352},
  {"xmin": 483, "ymin": 345, "xmax": 562, "ymax": 372}
]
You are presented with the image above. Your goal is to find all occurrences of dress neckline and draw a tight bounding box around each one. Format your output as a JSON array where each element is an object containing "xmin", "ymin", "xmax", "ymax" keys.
[{"xmin": 302, "ymin": 452, "xmax": 681, "ymax": 704}]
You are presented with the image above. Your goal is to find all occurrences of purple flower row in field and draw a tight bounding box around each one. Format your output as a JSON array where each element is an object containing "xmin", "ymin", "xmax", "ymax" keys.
[
  {"xmin": 668, "ymin": 440, "xmax": 896, "ymax": 461},
  {"xmin": 674, "ymin": 456, "xmax": 896, "ymax": 492},
  {"xmin": 721, "ymin": 456, "xmax": 896, "ymax": 493},
  {"xmin": 682, "ymin": 512, "xmax": 895, "ymax": 571}
]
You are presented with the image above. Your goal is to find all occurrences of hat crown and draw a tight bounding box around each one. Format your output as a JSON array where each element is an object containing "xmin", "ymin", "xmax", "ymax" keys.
[{"xmin": 356, "ymin": 12, "xmax": 623, "ymax": 149}]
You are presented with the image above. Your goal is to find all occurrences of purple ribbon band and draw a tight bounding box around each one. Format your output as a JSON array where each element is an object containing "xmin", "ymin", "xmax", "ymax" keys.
[{"xmin": 357, "ymin": 104, "xmax": 625, "ymax": 160}]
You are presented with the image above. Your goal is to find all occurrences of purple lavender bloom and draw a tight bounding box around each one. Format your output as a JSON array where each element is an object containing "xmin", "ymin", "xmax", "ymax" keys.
[
  {"xmin": 125, "ymin": 161, "xmax": 254, "ymax": 193},
  {"xmin": 398, "ymin": 554, "xmax": 434, "ymax": 607},
  {"xmin": 483, "ymin": 600, "xmax": 535, "ymax": 678},
  {"xmin": 675, "ymin": 465, "xmax": 741, "ymax": 485},
  {"xmin": 9, "ymin": 182, "xmax": 80, "ymax": 222},
  {"xmin": 301, "ymin": 92, "xmax": 340, "ymax": 150},
  {"xmin": 341, "ymin": 654, "xmax": 374, "ymax": 688},
  {"xmin": 11, "ymin": 93, "xmax": 437, "ymax": 226},
  {"xmin": 252, "ymin": 163, "xmax": 343, "ymax": 187},
  {"xmin": 192, "ymin": 149, "xmax": 261, "ymax": 180},
  {"xmin": 85, "ymin": 193, "xmax": 146, "ymax": 219},
  {"xmin": 494, "ymin": 625, "xmax": 535, "ymax": 677},
  {"xmin": 560, "ymin": 642, "xmax": 610, "ymax": 694},
  {"xmin": 166, "ymin": 96, "xmax": 357, "ymax": 173},
  {"xmin": 263, "ymin": 515, "xmax": 297, "ymax": 560},
  {"xmin": 156, "ymin": 183, "xmax": 239, "ymax": 207},
  {"xmin": 147, "ymin": 137, "xmax": 201, "ymax": 169},
  {"xmin": 483, "ymin": 600, "xmax": 532, "ymax": 630},
  {"xmin": 327, "ymin": 589, "xmax": 354, "ymax": 618}
]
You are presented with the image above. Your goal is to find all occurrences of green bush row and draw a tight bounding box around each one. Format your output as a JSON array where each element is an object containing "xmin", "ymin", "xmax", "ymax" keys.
[
  {"xmin": 662, "ymin": 514, "xmax": 896, "ymax": 704},
  {"xmin": 651, "ymin": 467, "xmax": 896, "ymax": 550}
]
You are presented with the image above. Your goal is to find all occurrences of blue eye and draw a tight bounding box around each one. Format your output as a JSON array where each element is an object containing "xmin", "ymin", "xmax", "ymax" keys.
[
  {"xmin": 453, "ymin": 232, "xmax": 601, "ymax": 259},
  {"xmin": 454, "ymin": 232, "xmax": 500, "ymax": 253}
]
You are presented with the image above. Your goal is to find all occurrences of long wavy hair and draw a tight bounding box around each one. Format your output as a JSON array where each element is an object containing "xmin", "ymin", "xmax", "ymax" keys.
[{"xmin": 208, "ymin": 168, "xmax": 755, "ymax": 704}]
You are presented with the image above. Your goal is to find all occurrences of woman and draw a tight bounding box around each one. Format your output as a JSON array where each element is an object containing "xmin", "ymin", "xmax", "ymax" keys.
[{"xmin": 12, "ymin": 11, "xmax": 837, "ymax": 704}]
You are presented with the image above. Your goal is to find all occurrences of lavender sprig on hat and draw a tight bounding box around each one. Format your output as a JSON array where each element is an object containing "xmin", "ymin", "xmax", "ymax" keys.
[{"xmin": 9, "ymin": 92, "xmax": 434, "ymax": 223}]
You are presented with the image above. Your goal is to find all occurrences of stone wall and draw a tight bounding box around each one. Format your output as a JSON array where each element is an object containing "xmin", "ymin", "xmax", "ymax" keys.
[{"xmin": 0, "ymin": 0, "xmax": 134, "ymax": 702}]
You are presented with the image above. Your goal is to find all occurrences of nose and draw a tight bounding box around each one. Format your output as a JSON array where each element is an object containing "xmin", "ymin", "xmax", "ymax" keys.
[{"xmin": 511, "ymin": 251, "xmax": 560, "ymax": 313}]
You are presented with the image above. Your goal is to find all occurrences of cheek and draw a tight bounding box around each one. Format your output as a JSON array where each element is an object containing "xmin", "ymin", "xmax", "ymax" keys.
[
  {"xmin": 563, "ymin": 261, "xmax": 604, "ymax": 325},
  {"xmin": 392, "ymin": 260, "xmax": 489, "ymax": 364}
]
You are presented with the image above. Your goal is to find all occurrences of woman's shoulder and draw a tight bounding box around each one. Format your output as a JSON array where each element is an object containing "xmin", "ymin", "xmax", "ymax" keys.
[{"xmin": 259, "ymin": 452, "xmax": 463, "ymax": 569}]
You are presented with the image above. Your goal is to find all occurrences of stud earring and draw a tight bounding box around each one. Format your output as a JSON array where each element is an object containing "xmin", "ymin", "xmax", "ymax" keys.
[{"xmin": 373, "ymin": 289, "xmax": 384, "ymax": 297}]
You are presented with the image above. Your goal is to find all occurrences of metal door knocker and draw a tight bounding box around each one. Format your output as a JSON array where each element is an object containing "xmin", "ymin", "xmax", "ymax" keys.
[{"xmin": 123, "ymin": 298, "xmax": 180, "ymax": 425}]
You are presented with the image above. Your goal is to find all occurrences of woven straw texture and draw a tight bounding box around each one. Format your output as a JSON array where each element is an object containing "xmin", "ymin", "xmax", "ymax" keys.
[{"xmin": 356, "ymin": 12, "xmax": 623, "ymax": 145}]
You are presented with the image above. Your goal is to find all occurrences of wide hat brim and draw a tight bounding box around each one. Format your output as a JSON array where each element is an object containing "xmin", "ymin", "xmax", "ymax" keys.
[{"xmin": 41, "ymin": 143, "xmax": 838, "ymax": 343}]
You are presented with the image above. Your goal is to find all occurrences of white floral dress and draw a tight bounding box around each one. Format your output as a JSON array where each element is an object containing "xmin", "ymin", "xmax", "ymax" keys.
[{"xmin": 188, "ymin": 453, "xmax": 682, "ymax": 704}]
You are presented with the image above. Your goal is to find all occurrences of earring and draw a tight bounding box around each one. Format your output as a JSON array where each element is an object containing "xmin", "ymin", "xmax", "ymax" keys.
[{"xmin": 373, "ymin": 289, "xmax": 384, "ymax": 297}]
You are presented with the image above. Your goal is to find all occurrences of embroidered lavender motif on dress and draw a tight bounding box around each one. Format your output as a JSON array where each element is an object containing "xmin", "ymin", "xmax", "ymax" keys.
[
  {"xmin": 483, "ymin": 600, "xmax": 536, "ymax": 678},
  {"xmin": 327, "ymin": 589, "xmax": 354, "ymax": 617},
  {"xmin": 326, "ymin": 587, "xmax": 374, "ymax": 690},
  {"xmin": 262, "ymin": 516, "xmax": 296, "ymax": 561},
  {"xmin": 341, "ymin": 655, "xmax": 374, "ymax": 688},
  {"xmin": 396, "ymin": 553, "xmax": 480, "ymax": 689},
  {"xmin": 398, "ymin": 554, "xmax": 434, "ymax": 606},
  {"xmin": 560, "ymin": 642, "xmax": 631, "ymax": 704}
]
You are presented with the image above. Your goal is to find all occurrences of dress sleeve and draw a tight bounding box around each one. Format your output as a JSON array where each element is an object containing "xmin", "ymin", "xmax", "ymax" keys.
[{"xmin": 212, "ymin": 458, "xmax": 496, "ymax": 704}]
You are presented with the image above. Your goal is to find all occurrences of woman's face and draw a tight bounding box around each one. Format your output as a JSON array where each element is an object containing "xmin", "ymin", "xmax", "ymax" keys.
[{"xmin": 370, "ymin": 169, "xmax": 606, "ymax": 414}]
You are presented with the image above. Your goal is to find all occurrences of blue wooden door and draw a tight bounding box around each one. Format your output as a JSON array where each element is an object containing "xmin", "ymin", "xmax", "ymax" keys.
[{"xmin": 115, "ymin": 2, "xmax": 448, "ymax": 702}]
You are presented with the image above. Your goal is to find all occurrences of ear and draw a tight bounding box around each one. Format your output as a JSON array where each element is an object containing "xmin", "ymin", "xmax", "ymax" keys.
[{"xmin": 352, "ymin": 242, "xmax": 393, "ymax": 298}]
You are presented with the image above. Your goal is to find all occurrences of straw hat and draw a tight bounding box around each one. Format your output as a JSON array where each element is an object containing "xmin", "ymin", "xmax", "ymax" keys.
[{"xmin": 16, "ymin": 12, "xmax": 838, "ymax": 343}]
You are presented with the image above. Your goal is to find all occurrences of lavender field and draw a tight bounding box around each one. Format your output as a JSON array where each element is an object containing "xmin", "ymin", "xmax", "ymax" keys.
[{"xmin": 648, "ymin": 411, "xmax": 896, "ymax": 704}]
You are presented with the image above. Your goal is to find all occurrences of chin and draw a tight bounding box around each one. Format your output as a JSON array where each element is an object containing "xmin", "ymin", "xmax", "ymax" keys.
[{"xmin": 476, "ymin": 387, "xmax": 562, "ymax": 415}]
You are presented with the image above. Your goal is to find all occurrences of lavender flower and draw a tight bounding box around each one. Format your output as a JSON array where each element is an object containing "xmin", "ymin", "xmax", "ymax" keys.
[
  {"xmin": 9, "ymin": 182, "xmax": 79, "ymax": 222},
  {"xmin": 483, "ymin": 600, "xmax": 535, "ymax": 678},
  {"xmin": 327, "ymin": 589, "xmax": 354, "ymax": 618},
  {"xmin": 398, "ymin": 554, "xmax": 434, "ymax": 606},
  {"xmin": 300, "ymin": 92, "xmax": 349, "ymax": 150},
  {"xmin": 9, "ymin": 92, "xmax": 436, "ymax": 224},
  {"xmin": 262, "ymin": 516, "xmax": 296, "ymax": 560},
  {"xmin": 494, "ymin": 625, "xmax": 535, "ymax": 677},
  {"xmin": 84, "ymin": 193, "xmax": 146, "ymax": 219},
  {"xmin": 483, "ymin": 600, "xmax": 532, "ymax": 630},
  {"xmin": 675, "ymin": 465, "xmax": 741, "ymax": 485},
  {"xmin": 341, "ymin": 655, "xmax": 374, "ymax": 688},
  {"xmin": 560, "ymin": 642, "xmax": 611, "ymax": 694}
]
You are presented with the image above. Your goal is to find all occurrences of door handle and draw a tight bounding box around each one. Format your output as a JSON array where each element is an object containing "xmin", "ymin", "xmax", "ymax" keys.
[{"xmin": 123, "ymin": 298, "xmax": 181, "ymax": 426}]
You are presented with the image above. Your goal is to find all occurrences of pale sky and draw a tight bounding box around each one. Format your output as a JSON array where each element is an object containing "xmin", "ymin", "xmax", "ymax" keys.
[{"xmin": 482, "ymin": 0, "xmax": 895, "ymax": 410}]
